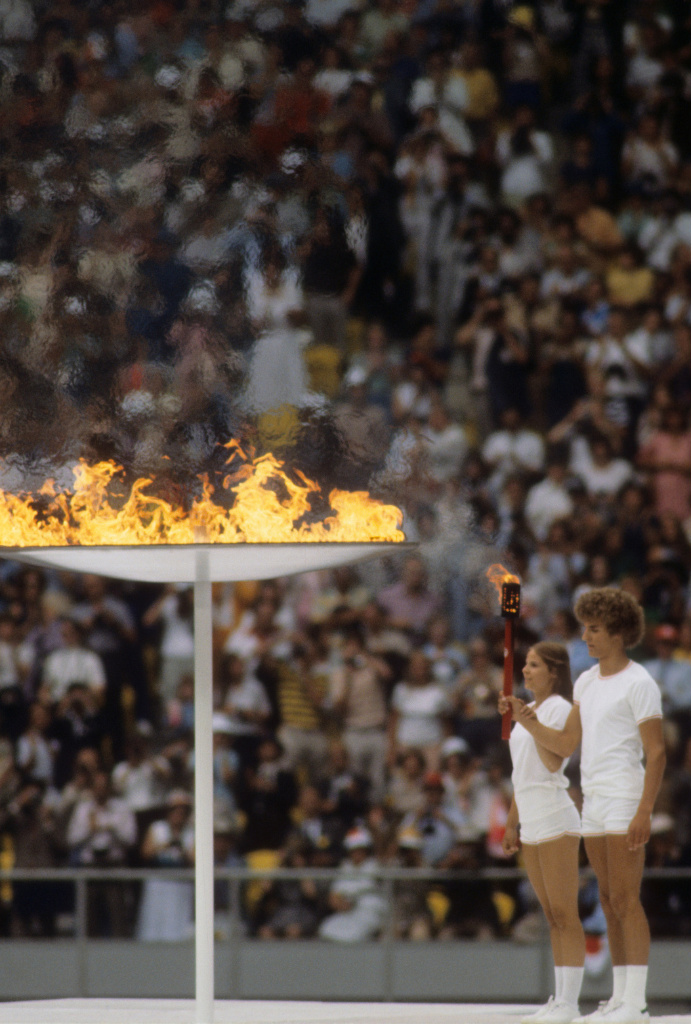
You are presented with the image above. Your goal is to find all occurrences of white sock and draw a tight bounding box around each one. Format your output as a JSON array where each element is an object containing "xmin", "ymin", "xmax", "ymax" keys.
[
  {"xmin": 623, "ymin": 965, "xmax": 648, "ymax": 1008},
  {"xmin": 612, "ymin": 965, "xmax": 627, "ymax": 1003},
  {"xmin": 554, "ymin": 966, "xmax": 563, "ymax": 1001},
  {"xmin": 562, "ymin": 966, "xmax": 584, "ymax": 1008}
]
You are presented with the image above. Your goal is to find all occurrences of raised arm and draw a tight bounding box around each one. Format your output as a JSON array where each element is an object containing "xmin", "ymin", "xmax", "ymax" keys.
[
  {"xmin": 534, "ymin": 741, "xmax": 564, "ymax": 773},
  {"xmin": 499, "ymin": 695, "xmax": 582, "ymax": 758}
]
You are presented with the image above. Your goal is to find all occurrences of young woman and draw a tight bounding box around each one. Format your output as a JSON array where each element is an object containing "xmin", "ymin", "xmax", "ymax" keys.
[
  {"xmin": 504, "ymin": 589, "xmax": 666, "ymax": 1024},
  {"xmin": 499, "ymin": 643, "xmax": 585, "ymax": 1024}
]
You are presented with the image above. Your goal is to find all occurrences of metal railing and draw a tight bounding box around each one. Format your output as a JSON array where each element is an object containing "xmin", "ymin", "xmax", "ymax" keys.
[
  {"xmin": 1, "ymin": 864, "xmax": 689, "ymax": 941},
  {"xmin": 0, "ymin": 866, "xmax": 689, "ymax": 1001}
]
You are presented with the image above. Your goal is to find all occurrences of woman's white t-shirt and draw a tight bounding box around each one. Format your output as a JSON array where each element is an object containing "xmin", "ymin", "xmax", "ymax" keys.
[
  {"xmin": 574, "ymin": 661, "xmax": 662, "ymax": 800},
  {"xmin": 509, "ymin": 694, "xmax": 574, "ymax": 825}
]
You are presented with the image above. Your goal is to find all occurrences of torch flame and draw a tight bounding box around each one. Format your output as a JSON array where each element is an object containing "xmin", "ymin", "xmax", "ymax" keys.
[
  {"xmin": 0, "ymin": 445, "xmax": 405, "ymax": 547},
  {"xmin": 485, "ymin": 563, "xmax": 521, "ymax": 603}
]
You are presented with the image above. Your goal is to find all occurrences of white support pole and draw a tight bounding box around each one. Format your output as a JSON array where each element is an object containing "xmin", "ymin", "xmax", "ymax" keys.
[{"xmin": 194, "ymin": 555, "xmax": 214, "ymax": 1024}]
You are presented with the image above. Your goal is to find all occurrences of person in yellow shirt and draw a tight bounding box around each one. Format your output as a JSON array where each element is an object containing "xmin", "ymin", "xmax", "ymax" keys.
[
  {"xmin": 454, "ymin": 42, "xmax": 500, "ymax": 126},
  {"xmin": 606, "ymin": 245, "xmax": 655, "ymax": 307},
  {"xmin": 571, "ymin": 183, "xmax": 623, "ymax": 255}
]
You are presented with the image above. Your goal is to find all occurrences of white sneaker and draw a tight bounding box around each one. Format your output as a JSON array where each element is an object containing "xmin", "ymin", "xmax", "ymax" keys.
[
  {"xmin": 598, "ymin": 1002, "xmax": 649, "ymax": 1023},
  {"xmin": 576, "ymin": 998, "xmax": 620, "ymax": 1021},
  {"xmin": 539, "ymin": 1000, "xmax": 581, "ymax": 1023},
  {"xmin": 520, "ymin": 996, "xmax": 557, "ymax": 1023}
]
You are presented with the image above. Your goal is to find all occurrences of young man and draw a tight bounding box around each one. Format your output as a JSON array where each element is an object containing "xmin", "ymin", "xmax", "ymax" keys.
[{"xmin": 502, "ymin": 588, "xmax": 666, "ymax": 1024}]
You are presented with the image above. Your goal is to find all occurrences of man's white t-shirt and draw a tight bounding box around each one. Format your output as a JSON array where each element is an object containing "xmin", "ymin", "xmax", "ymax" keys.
[
  {"xmin": 509, "ymin": 694, "xmax": 574, "ymax": 824},
  {"xmin": 574, "ymin": 661, "xmax": 662, "ymax": 800}
]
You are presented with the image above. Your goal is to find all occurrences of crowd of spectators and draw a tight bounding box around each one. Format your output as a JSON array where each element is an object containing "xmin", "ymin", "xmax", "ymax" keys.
[{"xmin": 0, "ymin": 0, "xmax": 689, "ymax": 947}]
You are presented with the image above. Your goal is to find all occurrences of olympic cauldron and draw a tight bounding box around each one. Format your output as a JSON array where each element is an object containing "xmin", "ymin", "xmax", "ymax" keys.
[{"xmin": 1, "ymin": 444, "xmax": 409, "ymax": 1024}]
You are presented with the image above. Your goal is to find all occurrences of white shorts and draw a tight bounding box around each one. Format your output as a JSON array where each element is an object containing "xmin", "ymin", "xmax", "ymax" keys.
[
  {"xmin": 581, "ymin": 792, "xmax": 642, "ymax": 837},
  {"xmin": 521, "ymin": 803, "xmax": 582, "ymax": 845}
]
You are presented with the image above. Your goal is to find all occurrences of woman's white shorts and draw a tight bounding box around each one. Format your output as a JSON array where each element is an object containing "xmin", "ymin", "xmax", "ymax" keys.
[
  {"xmin": 581, "ymin": 792, "xmax": 642, "ymax": 837},
  {"xmin": 520, "ymin": 802, "xmax": 582, "ymax": 845}
]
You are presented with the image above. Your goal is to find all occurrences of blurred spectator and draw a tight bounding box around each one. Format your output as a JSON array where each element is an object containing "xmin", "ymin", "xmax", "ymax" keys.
[
  {"xmin": 390, "ymin": 825, "xmax": 436, "ymax": 940},
  {"xmin": 66, "ymin": 769, "xmax": 136, "ymax": 937},
  {"xmin": 50, "ymin": 683, "xmax": 104, "ymax": 790},
  {"xmin": 291, "ymin": 783, "xmax": 343, "ymax": 856},
  {"xmin": 333, "ymin": 366, "xmax": 392, "ymax": 489},
  {"xmin": 388, "ymin": 650, "xmax": 452, "ymax": 771},
  {"xmin": 400, "ymin": 769, "xmax": 466, "ymax": 867},
  {"xmin": 637, "ymin": 403, "xmax": 691, "ymax": 521},
  {"xmin": 328, "ymin": 624, "xmax": 390, "ymax": 801},
  {"xmin": 244, "ymin": 242, "xmax": 309, "ymax": 415},
  {"xmin": 15, "ymin": 701, "xmax": 54, "ymax": 788},
  {"xmin": 39, "ymin": 617, "xmax": 106, "ymax": 708},
  {"xmin": 253, "ymin": 835, "xmax": 323, "ymax": 940},
  {"xmin": 211, "ymin": 713, "xmax": 240, "ymax": 820},
  {"xmin": 318, "ymin": 826, "xmax": 387, "ymax": 941},
  {"xmin": 309, "ymin": 566, "xmax": 372, "ymax": 632},
  {"xmin": 318, "ymin": 738, "xmax": 369, "ymax": 833},
  {"xmin": 524, "ymin": 449, "xmax": 573, "ymax": 541},
  {"xmin": 142, "ymin": 585, "xmax": 194, "ymax": 708},
  {"xmin": 3, "ymin": 780, "xmax": 66, "ymax": 938},
  {"xmin": 439, "ymin": 735, "xmax": 493, "ymax": 841},
  {"xmin": 387, "ymin": 747, "xmax": 426, "ymax": 819},
  {"xmin": 482, "ymin": 408, "xmax": 545, "ymax": 498},
  {"xmin": 643, "ymin": 624, "xmax": 691, "ymax": 740},
  {"xmin": 573, "ymin": 432, "xmax": 633, "ymax": 500},
  {"xmin": 422, "ymin": 614, "xmax": 468, "ymax": 695},
  {"xmin": 238, "ymin": 736, "xmax": 297, "ymax": 854},
  {"xmin": 622, "ymin": 112, "xmax": 680, "ymax": 192},
  {"xmin": 111, "ymin": 726, "xmax": 172, "ymax": 822},
  {"xmin": 377, "ymin": 556, "xmax": 441, "ymax": 639},
  {"xmin": 454, "ymin": 637, "xmax": 503, "ymax": 755},
  {"xmin": 299, "ymin": 206, "xmax": 360, "ymax": 352},
  {"xmin": 70, "ymin": 575, "xmax": 147, "ymax": 756},
  {"xmin": 219, "ymin": 651, "xmax": 273, "ymax": 766},
  {"xmin": 136, "ymin": 789, "xmax": 194, "ymax": 942},
  {"xmin": 496, "ymin": 106, "xmax": 553, "ymax": 208}
]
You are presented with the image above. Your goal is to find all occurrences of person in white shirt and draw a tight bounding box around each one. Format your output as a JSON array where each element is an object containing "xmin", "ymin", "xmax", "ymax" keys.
[
  {"xmin": 142, "ymin": 586, "xmax": 195, "ymax": 705},
  {"xmin": 504, "ymin": 589, "xmax": 666, "ymax": 1024},
  {"xmin": 499, "ymin": 643, "xmax": 584, "ymax": 1024},
  {"xmin": 496, "ymin": 106, "xmax": 554, "ymax": 208},
  {"xmin": 573, "ymin": 433, "xmax": 632, "ymax": 500},
  {"xmin": 482, "ymin": 406, "xmax": 545, "ymax": 498},
  {"xmin": 40, "ymin": 618, "xmax": 106, "ymax": 707},
  {"xmin": 524, "ymin": 456, "xmax": 574, "ymax": 542},
  {"xmin": 388, "ymin": 651, "xmax": 452, "ymax": 771}
]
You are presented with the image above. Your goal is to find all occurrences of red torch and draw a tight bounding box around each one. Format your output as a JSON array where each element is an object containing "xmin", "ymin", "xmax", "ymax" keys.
[{"xmin": 486, "ymin": 565, "xmax": 522, "ymax": 741}]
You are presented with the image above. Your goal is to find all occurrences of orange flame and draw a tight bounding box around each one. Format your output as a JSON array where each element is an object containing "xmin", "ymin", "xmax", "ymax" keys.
[
  {"xmin": 0, "ymin": 444, "xmax": 405, "ymax": 547},
  {"xmin": 485, "ymin": 563, "xmax": 521, "ymax": 603}
]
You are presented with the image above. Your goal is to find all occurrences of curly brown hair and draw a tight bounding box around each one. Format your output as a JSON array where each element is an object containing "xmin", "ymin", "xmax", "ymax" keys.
[
  {"xmin": 574, "ymin": 587, "xmax": 645, "ymax": 648},
  {"xmin": 532, "ymin": 642, "xmax": 573, "ymax": 701}
]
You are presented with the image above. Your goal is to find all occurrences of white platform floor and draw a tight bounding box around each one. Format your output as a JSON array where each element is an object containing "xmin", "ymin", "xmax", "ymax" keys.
[{"xmin": 0, "ymin": 1001, "xmax": 688, "ymax": 1024}]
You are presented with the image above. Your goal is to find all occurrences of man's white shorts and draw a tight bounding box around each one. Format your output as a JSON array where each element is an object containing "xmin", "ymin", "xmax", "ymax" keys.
[
  {"xmin": 581, "ymin": 792, "xmax": 642, "ymax": 837},
  {"xmin": 521, "ymin": 802, "xmax": 582, "ymax": 845}
]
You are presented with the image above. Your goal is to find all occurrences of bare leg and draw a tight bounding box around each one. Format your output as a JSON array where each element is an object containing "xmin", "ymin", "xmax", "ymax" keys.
[
  {"xmin": 524, "ymin": 836, "xmax": 584, "ymax": 966},
  {"xmin": 536, "ymin": 835, "xmax": 585, "ymax": 966},
  {"xmin": 584, "ymin": 834, "xmax": 627, "ymax": 967},
  {"xmin": 523, "ymin": 842, "xmax": 563, "ymax": 967},
  {"xmin": 606, "ymin": 834, "xmax": 649, "ymax": 965}
]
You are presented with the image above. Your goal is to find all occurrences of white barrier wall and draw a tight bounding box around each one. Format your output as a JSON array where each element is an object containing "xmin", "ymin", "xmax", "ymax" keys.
[{"xmin": 0, "ymin": 940, "xmax": 689, "ymax": 1003}]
